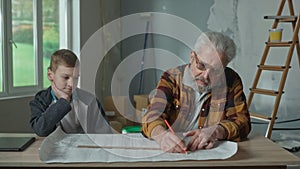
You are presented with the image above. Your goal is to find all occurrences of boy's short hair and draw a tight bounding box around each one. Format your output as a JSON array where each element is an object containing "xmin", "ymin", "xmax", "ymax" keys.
[{"xmin": 48, "ymin": 49, "xmax": 79, "ymax": 72}]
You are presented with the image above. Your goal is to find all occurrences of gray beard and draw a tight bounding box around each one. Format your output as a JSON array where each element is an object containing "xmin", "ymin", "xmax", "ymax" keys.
[
  {"xmin": 197, "ymin": 84, "xmax": 211, "ymax": 93},
  {"xmin": 194, "ymin": 76, "xmax": 211, "ymax": 93}
]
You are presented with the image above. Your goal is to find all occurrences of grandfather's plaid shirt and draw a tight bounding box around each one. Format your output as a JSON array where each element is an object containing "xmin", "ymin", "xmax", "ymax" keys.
[{"xmin": 142, "ymin": 64, "xmax": 251, "ymax": 141}]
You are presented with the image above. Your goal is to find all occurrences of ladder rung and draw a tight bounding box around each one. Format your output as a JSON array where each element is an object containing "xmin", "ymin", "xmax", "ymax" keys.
[
  {"xmin": 257, "ymin": 65, "xmax": 290, "ymax": 71},
  {"xmin": 250, "ymin": 112, "xmax": 272, "ymax": 122},
  {"xmin": 264, "ymin": 15, "xmax": 297, "ymax": 22},
  {"xmin": 279, "ymin": 18, "xmax": 297, "ymax": 22},
  {"xmin": 273, "ymin": 127, "xmax": 300, "ymax": 130},
  {"xmin": 266, "ymin": 41, "xmax": 293, "ymax": 47},
  {"xmin": 249, "ymin": 88, "xmax": 283, "ymax": 96}
]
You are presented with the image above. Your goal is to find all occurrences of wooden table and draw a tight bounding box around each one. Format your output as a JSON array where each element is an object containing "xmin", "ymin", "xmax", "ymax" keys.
[{"xmin": 0, "ymin": 134, "xmax": 299, "ymax": 169}]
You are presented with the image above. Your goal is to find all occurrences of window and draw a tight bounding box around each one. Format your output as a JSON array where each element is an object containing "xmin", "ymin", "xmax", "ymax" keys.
[{"xmin": 0, "ymin": 0, "xmax": 77, "ymax": 98}]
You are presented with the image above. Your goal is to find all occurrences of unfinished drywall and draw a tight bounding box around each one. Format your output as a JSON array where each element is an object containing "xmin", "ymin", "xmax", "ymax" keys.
[{"xmin": 207, "ymin": 0, "xmax": 300, "ymax": 139}]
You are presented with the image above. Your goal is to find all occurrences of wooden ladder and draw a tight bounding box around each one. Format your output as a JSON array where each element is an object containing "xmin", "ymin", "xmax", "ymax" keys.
[{"xmin": 247, "ymin": 0, "xmax": 300, "ymax": 139}]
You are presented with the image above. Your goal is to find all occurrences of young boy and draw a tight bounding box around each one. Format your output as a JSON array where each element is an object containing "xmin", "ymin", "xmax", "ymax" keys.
[{"xmin": 29, "ymin": 49, "xmax": 112, "ymax": 136}]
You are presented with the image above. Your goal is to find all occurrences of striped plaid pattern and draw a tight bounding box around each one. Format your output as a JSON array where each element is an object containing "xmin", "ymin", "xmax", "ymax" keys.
[{"xmin": 142, "ymin": 64, "xmax": 251, "ymax": 142}]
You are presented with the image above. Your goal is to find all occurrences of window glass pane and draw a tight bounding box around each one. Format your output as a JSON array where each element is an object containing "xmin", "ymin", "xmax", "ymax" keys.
[
  {"xmin": 0, "ymin": 1, "xmax": 3, "ymax": 92},
  {"xmin": 12, "ymin": 0, "xmax": 35, "ymax": 87},
  {"xmin": 43, "ymin": 0, "xmax": 59, "ymax": 88}
]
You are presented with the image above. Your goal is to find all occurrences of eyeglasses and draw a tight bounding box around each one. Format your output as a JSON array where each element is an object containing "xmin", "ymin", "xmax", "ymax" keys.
[{"xmin": 192, "ymin": 51, "xmax": 224, "ymax": 76}]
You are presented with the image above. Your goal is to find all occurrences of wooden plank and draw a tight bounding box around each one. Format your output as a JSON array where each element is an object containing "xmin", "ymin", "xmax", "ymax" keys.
[
  {"xmin": 250, "ymin": 88, "xmax": 280, "ymax": 96},
  {"xmin": 250, "ymin": 112, "xmax": 272, "ymax": 122},
  {"xmin": 264, "ymin": 15, "xmax": 297, "ymax": 22},
  {"xmin": 257, "ymin": 65, "xmax": 287, "ymax": 71}
]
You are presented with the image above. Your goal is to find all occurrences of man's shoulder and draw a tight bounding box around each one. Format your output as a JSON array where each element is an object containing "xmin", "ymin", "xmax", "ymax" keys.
[
  {"xmin": 225, "ymin": 67, "xmax": 241, "ymax": 79},
  {"xmin": 225, "ymin": 67, "xmax": 243, "ymax": 87},
  {"xmin": 159, "ymin": 65, "xmax": 187, "ymax": 84},
  {"xmin": 165, "ymin": 64, "xmax": 187, "ymax": 76}
]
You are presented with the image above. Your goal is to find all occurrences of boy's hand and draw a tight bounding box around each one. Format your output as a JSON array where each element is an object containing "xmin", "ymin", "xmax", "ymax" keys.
[{"xmin": 51, "ymin": 82, "xmax": 71, "ymax": 102}]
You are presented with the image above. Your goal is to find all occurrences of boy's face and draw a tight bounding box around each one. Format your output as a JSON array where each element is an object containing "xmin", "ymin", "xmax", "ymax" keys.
[{"xmin": 47, "ymin": 64, "xmax": 80, "ymax": 96}]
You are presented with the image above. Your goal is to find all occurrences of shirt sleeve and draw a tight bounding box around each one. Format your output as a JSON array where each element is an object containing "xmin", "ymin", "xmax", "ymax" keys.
[
  {"xmin": 218, "ymin": 74, "xmax": 251, "ymax": 141},
  {"xmin": 142, "ymin": 71, "xmax": 175, "ymax": 138},
  {"xmin": 29, "ymin": 96, "xmax": 71, "ymax": 136}
]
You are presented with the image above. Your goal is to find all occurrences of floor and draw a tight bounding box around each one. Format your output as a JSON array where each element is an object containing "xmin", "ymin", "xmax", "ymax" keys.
[
  {"xmin": 294, "ymin": 151, "xmax": 300, "ymax": 157},
  {"xmin": 272, "ymin": 138, "xmax": 300, "ymax": 157}
]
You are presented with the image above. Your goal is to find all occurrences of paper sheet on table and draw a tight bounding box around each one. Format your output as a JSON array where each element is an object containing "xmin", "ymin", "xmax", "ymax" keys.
[{"xmin": 39, "ymin": 127, "xmax": 237, "ymax": 163}]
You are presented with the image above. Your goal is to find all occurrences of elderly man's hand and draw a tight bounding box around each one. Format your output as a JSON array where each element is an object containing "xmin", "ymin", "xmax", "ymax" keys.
[
  {"xmin": 183, "ymin": 124, "xmax": 226, "ymax": 151},
  {"xmin": 151, "ymin": 125, "xmax": 187, "ymax": 153}
]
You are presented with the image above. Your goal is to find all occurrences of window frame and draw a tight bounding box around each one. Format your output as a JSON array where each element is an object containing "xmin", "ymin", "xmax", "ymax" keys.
[{"xmin": 0, "ymin": 0, "xmax": 78, "ymax": 99}]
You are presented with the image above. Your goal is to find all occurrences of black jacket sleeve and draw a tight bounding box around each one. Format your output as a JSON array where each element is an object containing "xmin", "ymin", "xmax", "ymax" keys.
[{"xmin": 29, "ymin": 87, "xmax": 71, "ymax": 136}]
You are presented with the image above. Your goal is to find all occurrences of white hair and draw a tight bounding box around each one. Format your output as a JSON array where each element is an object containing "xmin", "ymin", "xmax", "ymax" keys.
[{"xmin": 194, "ymin": 31, "xmax": 236, "ymax": 63}]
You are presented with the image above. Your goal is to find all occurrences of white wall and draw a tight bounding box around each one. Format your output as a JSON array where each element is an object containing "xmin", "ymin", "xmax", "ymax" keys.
[{"xmin": 207, "ymin": 0, "xmax": 300, "ymax": 139}]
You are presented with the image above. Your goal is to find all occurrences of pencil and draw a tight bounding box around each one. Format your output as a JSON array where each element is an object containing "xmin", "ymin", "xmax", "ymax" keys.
[
  {"xmin": 77, "ymin": 145, "xmax": 161, "ymax": 150},
  {"xmin": 164, "ymin": 119, "xmax": 188, "ymax": 154},
  {"xmin": 164, "ymin": 119, "xmax": 175, "ymax": 133}
]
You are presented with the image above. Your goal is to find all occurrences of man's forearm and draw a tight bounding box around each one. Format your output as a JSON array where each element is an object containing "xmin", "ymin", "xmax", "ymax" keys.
[
  {"xmin": 150, "ymin": 125, "xmax": 167, "ymax": 143},
  {"xmin": 216, "ymin": 124, "xmax": 228, "ymax": 140}
]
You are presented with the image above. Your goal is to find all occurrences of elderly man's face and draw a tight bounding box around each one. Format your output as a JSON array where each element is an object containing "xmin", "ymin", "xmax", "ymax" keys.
[{"xmin": 189, "ymin": 46, "xmax": 227, "ymax": 92}]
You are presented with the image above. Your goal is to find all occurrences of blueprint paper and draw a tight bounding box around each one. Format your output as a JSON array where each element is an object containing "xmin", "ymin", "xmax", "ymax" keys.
[{"xmin": 39, "ymin": 127, "xmax": 237, "ymax": 163}]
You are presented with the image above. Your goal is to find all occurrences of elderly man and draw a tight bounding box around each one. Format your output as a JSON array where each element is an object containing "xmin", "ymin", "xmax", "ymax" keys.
[{"xmin": 142, "ymin": 31, "xmax": 251, "ymax": 153}]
